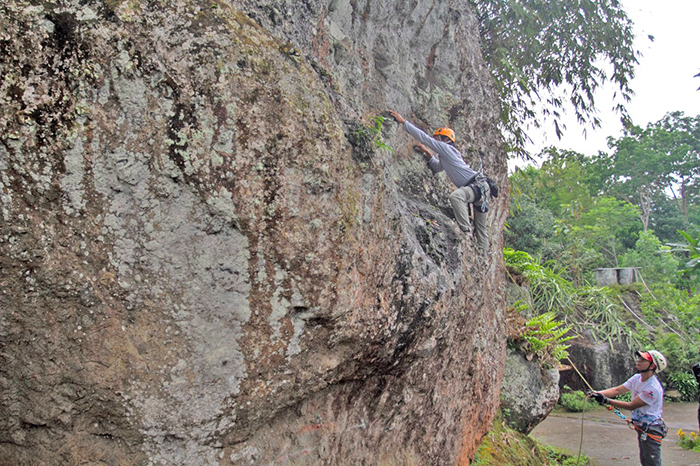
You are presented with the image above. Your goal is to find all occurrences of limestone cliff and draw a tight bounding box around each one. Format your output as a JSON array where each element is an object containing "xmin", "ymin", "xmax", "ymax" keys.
[{"xmin": 0, "ymin": 1, "xmax": 507, "ymax": 464}]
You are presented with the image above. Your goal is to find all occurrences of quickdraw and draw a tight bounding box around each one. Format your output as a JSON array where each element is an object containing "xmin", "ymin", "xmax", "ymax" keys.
[{"xmin": 606, "ymin": 405, "xmax": 627, "ymax": 421}]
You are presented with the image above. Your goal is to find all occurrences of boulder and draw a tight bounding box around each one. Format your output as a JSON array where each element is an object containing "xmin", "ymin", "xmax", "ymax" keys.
[
  {"xmin": 559, "ymin": 331, "xmax": 637, "ymax": 392},
  {"xmin": 500, "ymin": 348, "xmax": 560, "ymax": 434}
]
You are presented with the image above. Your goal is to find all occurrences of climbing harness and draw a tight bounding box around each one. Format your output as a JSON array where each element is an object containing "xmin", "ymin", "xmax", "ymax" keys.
[
  {"xmin": 603, "ymin": 404, "xmax": 661, "ymax": 442},
  {"xmin": 629, "ymin": 421, "xmax": 666, "ymax": 444},
  {"xmin": 469, "ymin": 153, "xmax": 493, "ymax": 213},
  {"xmin": 471, "ymin": 174, "xmax": 491, "ymax": 212}
]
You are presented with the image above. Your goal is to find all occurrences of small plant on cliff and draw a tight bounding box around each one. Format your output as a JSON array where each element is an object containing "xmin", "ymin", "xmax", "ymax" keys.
[
  {"xmin": 369, "ymin": 115, "xmax": 393, "ymax": 152},
  {"xmin": 522, "ymin": 311, "xmax": 575, "ymax": 368},
  {"xmin": 352, "ymin": 115, "xmax": 393, "ymax": 154}
]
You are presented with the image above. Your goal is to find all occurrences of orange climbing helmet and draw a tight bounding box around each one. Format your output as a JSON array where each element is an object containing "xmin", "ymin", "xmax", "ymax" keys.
[{"xmin": 433, "ymin": 127, "xmax": 456, "ymax": 144}]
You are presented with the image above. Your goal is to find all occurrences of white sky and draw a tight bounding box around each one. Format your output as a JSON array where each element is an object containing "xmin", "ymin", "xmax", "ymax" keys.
[{"xmin": 520, "ymin": 0, "xmax": 700, "ymax": 165}]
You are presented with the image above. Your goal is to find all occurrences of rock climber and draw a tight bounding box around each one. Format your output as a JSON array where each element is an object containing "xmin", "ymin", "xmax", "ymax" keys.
[
  {"xmin": 388, "ymin": 110, "xmax": 491, "ymax": 253},
  {"xmin": 693, "ymin": 344, "xmax": 700, "ymax": 431},
  {"xmin": 589, "ymin": 350, "xmax": 668, "ymax": 466}
]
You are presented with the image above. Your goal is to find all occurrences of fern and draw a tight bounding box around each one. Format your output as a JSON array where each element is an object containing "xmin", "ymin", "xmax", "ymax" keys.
[{"xmin": 520, "ymin": 312, "xmax": 575, "ymax": 368}]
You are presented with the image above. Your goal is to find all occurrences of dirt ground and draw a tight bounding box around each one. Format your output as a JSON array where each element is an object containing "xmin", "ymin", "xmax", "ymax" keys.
[{"xmin": 531, "ymin": 402, "xmax": 700, "ymax": 466}]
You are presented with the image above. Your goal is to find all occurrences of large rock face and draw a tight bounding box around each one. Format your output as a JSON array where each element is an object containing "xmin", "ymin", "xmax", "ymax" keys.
[{"xmin": 0, "ymin": 1, "xmax": 507, "ymax": 464}]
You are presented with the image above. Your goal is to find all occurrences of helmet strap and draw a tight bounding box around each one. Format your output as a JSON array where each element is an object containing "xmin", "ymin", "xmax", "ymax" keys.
[{"xmin": 637, "ymin": 361, "xmax": 655, "ymax": 373}]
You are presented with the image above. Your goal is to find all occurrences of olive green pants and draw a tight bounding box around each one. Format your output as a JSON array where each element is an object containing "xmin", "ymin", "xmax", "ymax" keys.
[{"xmin": 448, "ymin": 185, "xmax": 489, "ymax": 253}]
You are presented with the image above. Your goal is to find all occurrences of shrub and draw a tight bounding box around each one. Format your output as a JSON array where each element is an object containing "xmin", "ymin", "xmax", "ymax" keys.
[
  {"xmin": 559, "ymin": 390, "xmax": 595, "ymax": 412},
  {"xmin": 667, "ymin": 372, "xmax": 698, "ymax": 402}
]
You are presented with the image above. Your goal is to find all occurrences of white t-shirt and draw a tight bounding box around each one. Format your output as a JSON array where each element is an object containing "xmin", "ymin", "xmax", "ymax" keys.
[{"xmin": 623, "ymin": 373, "xmax": 664, "ymax": 425}]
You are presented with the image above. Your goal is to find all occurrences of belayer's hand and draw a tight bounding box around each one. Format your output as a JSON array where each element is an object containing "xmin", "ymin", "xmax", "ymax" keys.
[
  {"xmin": 388, "ymin": 110, "xmax": 405, "ymax": 124},
  {"xmin": 591, "ymin": 392, "xmax": 610, "ymax": 406}
]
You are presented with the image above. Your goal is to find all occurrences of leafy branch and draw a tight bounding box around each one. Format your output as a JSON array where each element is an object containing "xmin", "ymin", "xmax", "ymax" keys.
[
  {"xmin": 471, "ymin": 0, "xmax": 638, "ymax": 157},
  {"xmin": 667, "ymin": 230, "xmax": 700, "ymax": 279},
  {"xmin": 516, "ymin": 310, "xmax": 575, "ymax": 368}
]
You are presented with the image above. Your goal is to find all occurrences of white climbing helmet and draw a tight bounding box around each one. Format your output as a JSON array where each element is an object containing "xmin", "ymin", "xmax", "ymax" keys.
[{"xmin": 637, "ymin": 350, "xmax": 667, "ymax": 372}]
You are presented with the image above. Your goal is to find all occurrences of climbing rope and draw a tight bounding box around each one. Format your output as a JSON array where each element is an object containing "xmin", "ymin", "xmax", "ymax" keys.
[
  {"xmin": 566, "ymin": 357, "xmax": 594, "ymax": 393},
  {"xmin": 566, "ymin": 357, "xmax": 591, "ymax": 466},
  {"xmin": 576, "ymin": 401, "xmax": 585, "ymax": 466}
]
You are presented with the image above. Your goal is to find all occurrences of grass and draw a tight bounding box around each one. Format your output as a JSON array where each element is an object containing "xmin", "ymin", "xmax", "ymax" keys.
[{"xmin": 473, "ymin": 411, "xmax": 591, "ymax": 466}]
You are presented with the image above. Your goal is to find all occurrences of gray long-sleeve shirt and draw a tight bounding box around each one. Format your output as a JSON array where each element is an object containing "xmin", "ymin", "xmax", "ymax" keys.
[{"xmin": 404, "ymin": 121, "xmax": 477, "ymax": 188}]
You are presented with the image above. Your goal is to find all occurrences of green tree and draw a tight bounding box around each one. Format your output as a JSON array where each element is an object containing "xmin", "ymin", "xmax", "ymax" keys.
[
  {"xmin": 602, "ymin": 127, "xmax": 673, "ymax": 231},
  {"xmin": 600, "ymin": 113, "xmax": 700, "ymax": 232},
  {"xmin": 577, "ymin": 196, "xmax": 641, "ymax": 265},
  {"xmin": 553, "ymin": 197, "xmax": 640, "ymax": 282},
  {"xmin": 620, "ymin": 230, "xmax": 679, "ymax": 285},
  {"xmin": 553, "ymin": 209, "xmax": 604, "ymax": 285},
  {"xmin": 656, "ymin": 112, "xmax": 700, "ymax": 221},
  {"xmin": 511, "ymin": 148, "xmax": 595, "ymax": 216},
  {"xmin": 504, "ymin": 198, "xmax": 560, "ymax": 259},
  {"xmin": 537, "ymin": 148, "xmax": 596, "ymax": 216},
  {"xmin": 649, "ymin": 194, "xmax": 693, "ymax": 245},
  {"xmin": 472, "ymin": 0, "xmax": 637, "ymax": 156}
]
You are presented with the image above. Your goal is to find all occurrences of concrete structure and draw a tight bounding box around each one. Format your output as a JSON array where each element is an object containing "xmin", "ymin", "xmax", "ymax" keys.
[{"xmin": 594, "ymin": 267, "xmax": 639, "ymax": 286}]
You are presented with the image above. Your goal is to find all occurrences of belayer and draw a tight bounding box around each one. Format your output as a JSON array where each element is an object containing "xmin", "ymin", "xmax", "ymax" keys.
[
  {"xmin": 589, "ymin": 350, "xmax": 668, "ymax": 466},
  {"xmin": 388, "ymin": 110, "xmax": 497, "ymax": 254}
]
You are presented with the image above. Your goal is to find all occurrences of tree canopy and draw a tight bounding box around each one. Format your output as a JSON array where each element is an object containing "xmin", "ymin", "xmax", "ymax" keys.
[
  {"xmin": 508, "ymin": 113, "xmax": 700, "ymax": 286},
  {"xmin": 472, "ymin": 0, "xmax": 638, "ymax": 156},
  {"xmin": 594, "ymin": 112, "xmax": 700, "ymax": 231}
]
